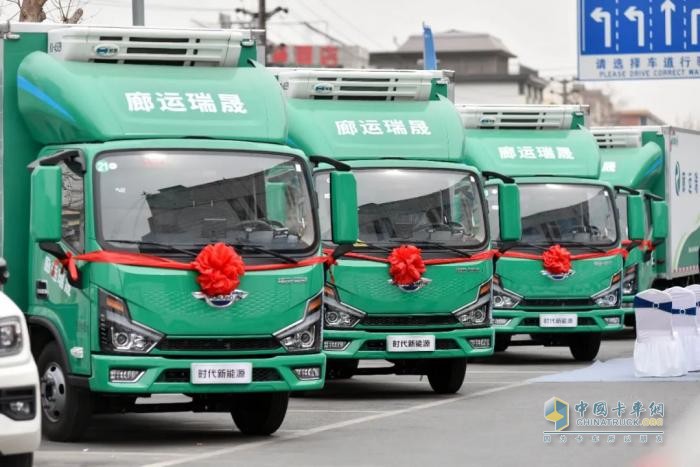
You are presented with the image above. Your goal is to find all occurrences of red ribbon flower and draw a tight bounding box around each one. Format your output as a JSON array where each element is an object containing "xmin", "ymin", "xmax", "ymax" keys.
[
  {"xmin": 542, "ymin": 245, "xmax": 572, "ymax": 275},
  {"xmin": 388, "ymin": 245, "xmax": 426, "ymax": 286},
  {"xmin": 192, "ymin": 243, "xmax": 245, "ymax": 296}
]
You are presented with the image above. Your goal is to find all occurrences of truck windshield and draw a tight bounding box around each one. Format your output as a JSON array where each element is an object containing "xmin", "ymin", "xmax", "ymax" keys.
[
  {"xmin": 488, "ymin": 183, "xmax": 617, "ymax": 246},
  {"xmin": 316, "ymin": 169, "xmax": 486, "ymax": 248},
  {"xmin": 94, "ymin": 150, "xmax": 316, "ymax": 254}
]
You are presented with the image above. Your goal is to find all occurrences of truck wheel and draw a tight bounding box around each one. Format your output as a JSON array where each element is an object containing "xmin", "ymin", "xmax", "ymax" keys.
[
  {"xmin": 231, "ymin": 392, "xmax": 289, "ymax": 435},
  {"xmin": 494, "ymin": 335, "xmax": 511, "ymax": 352},
  {"xmin": 38, "ymin": 342, "xmax": 92, "ymax": 442},
  {"xmin": 326, "ymin": 359, "xmax": 359, "ymax": 379},
  {"xmin": 427, "ymin": 358, "xmax": 467, "ymax": 394},
  {"xmin": 0, "ymin": 453, "xmax": 33, "ymax": 467},
  {"xmin": 568, "ymin": 333, "xmax": 602, "ymax": 361}
]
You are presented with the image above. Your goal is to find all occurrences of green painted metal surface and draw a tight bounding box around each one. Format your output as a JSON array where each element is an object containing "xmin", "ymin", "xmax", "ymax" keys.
[
  {"xmin": 17, "ymin": 52, "xmax": 287, "ymax": 144},
  {"xmin": 462, "ymin": 129, "xmax": 602, "ymax": 179}
]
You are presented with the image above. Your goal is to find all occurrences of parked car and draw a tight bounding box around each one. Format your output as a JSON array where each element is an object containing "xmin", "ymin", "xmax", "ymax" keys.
[{"xmin": 0, "ymin": 258, "xmax": 40, "ymax": 466}]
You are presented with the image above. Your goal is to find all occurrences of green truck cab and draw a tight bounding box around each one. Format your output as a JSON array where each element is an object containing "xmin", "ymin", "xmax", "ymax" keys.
[
  {"xmin": 457, "ymin": 105, "xmax": 646, "ymax": 361},
  {"xmin": 274, "ymin": 68, "xmax": 520, "ymax": 393},
  {"xmin": 592, "ymin": 126, "xmax": 699, "ymax": 319},
  {"xmin": 2, "ymin": 24, "xmax": 357, "ymax": 440}
]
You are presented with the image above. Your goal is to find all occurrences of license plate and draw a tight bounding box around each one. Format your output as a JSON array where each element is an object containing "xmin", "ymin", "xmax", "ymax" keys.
[
  {"xmin": 539, "ymin": 314, "xmax": 578, "ymax": 328},
  {"xmin": 386, "ymin": 335, "xmax": 435, "ymax": 352},
  {"xmin": 190, "ymin": 363, "xmax": 252, "ymax": 384}
]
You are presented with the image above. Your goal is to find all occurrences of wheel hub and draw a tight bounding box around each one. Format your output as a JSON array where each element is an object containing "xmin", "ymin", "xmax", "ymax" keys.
[{"xmin": 41, "ymin": 361, "xmax": 67, "ymax": 423}]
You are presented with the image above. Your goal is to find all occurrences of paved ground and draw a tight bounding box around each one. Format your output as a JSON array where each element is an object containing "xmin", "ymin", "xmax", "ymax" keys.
[{"xmin": 35, "ymin": 331, "xmax": 693, "ymax": 467}]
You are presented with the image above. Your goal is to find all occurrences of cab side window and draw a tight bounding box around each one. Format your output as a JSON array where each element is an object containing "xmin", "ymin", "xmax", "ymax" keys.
[{"xmin": 59, "ymin": 161, "xmax": 85, "ymax": 252}]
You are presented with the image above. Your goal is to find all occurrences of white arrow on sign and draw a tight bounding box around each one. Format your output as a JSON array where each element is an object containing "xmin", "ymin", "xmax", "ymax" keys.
[
  {"xmin": 591, "ymin": 6, "xmax": 612, "ymax": 48},
  {"xmin": 692, "ymin": 8, "xmax": 700, "ymax": 45},
  {"xmin": 661, "ymin": 0, "xmax": 675, "ymax": 46},
  {"xmin": 624, "ymin": 6, "xmax": 645, "ymax": 47}
]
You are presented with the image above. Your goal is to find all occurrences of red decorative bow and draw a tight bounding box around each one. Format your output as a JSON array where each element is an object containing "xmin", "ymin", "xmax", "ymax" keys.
[
  {"xmin": 387, "ymin": 245, "xmax": 426, "ymax": 285},
  {"xmin": 541, "ymin": 245, "xmax": 572, "ymax": 275},
  {"xmin": 192, "ymin": 243, "xmax": 245, "ymax": 296}
]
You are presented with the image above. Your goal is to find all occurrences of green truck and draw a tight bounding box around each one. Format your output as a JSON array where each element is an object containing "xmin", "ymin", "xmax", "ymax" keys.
[
  {"xmin": 456, "ymin": 104, "xmax": 648, "ymax": 361},
  {"xmin": 1, "ymin": 24, "xmax": 358, "ymax": 440},
  {"xmin": 592, "ymin": 125, "xmax": 700, "ymax": 320},
  {"xmin": 274, "ymin": 68, "xmax": 521, "ymax": 393}
]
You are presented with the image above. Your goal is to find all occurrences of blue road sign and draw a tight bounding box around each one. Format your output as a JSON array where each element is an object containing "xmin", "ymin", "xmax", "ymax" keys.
[{"xmin": 579, "ymin": 0, "xmax": 700, "ymax": 80}]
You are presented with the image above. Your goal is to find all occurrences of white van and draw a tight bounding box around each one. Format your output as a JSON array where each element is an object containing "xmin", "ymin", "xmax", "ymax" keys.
[{"xmin": 0, "ymin": 259, "xmax": 40, "ymax": 466}]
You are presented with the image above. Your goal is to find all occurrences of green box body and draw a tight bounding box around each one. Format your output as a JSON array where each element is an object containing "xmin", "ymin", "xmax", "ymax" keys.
[{"xmin": 595, "ymin": 126, "xmax": 700, "ymax": 317}]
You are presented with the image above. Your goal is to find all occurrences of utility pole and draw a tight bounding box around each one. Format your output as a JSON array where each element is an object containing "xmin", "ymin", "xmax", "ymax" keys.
[
  {"xmin": 549, "ymin": 77, "xmax": 578, "ymax": 104},
  {"xmin": 132, "ymin": 0, "xmax": 145, "ymax": 26},
  {"xmin": 235, "ymin": 2, "xmax": 288, "ymax": 47}
]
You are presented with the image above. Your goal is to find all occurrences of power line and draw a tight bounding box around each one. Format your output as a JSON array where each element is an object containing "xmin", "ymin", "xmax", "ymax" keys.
[
  {"xmin": 316, "ymin": 1, "xmax": 384, "ymax": 49},
  {"xmin": 293, "ymin": 0, "xmax": 355, "ymax": 45}
]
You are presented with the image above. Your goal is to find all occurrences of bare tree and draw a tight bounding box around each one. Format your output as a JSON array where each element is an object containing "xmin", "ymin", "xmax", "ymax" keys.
[{"xmin": 3, "ymin": 0, "xmax": 84, "ymax": 23}]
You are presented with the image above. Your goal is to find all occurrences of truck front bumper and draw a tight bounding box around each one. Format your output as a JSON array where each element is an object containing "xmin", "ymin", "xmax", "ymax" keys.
[
  {"xmin": 323, "ymin": 328, "xmax": 494, "ymax": 360},
  {"xmin": 621, "ymin": 297, "xmax": 635, "ymax": 315},
  {"xmin": 89, "ymin": 353, "xmax": 326, "ymax": 393},
  {"xmin": 492, "ymin": 308, "xmax": 624, "ymax": 334},
  {"xmin": 0, "ymin": 359, "xmax": 41, "ymax": 456}
]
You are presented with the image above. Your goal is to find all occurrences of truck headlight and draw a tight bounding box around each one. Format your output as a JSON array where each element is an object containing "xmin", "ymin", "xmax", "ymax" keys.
[
  {"xmin": 275, "ymin": 294, "xmax": 322, "ymax": 353},
  {"xmin": 323, "ymin": 284, "xmax": 365, "ymax": 329},
  {"xmin": 453, "ymin": 281, "xmax": 491, "ymax": 327},
  {"xmin": 98, "ymin": 290, "xmax": 163, "ymax": 354},
  {"xmin": 592, "ymin": 273, "xmax": 622, "ymax": 308},
  {"xmin": 0, "ymin": 316, "xmax": 23, "ymax": 356},
  {"xmin": 622, "ymin": 265, "xmax": 638, "ymax": 295},
  {"xmin": 492, "ymin": 275, "xmax": 521, "ymax": 309}
]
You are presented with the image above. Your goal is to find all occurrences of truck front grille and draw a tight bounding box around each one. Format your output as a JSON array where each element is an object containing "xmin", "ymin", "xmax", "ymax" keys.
[
  {"xmin": 520, "ymin": 298, "xmax": 595, "ymax": 308},
  {"xmin": 157, "ymin": 337, "xmax": 281, "ymax": 352},
  {"xmin": 159, "ymin": 368, "xmax": 282, "ymax": 383},
  {"xmin": 361, "ymin": 315, "xmax": 460, "ymax": 327}
]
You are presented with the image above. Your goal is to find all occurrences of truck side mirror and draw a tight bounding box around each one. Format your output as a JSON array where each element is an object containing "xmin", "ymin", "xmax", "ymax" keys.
[
  {"xmin": 31, "ymin": 166, "xmax": 62, "ymax": 243},
  {"xmin": 650, "ymin": 200, "xmax": 668, "ymax": 241},
  {"xmin": 626, "ymin": 194, "xmax": 645, "ymax": 241},
  {"xmin": 265, "ymin": 182, "xmax": 287, "ymax": 225},
  {"xmin": 498, "ymin": 183, "xmax": 521, "ymax": 242},
  {"xmin": 329, "ymin": 172, "xmax": 359, "ymax": 245}
]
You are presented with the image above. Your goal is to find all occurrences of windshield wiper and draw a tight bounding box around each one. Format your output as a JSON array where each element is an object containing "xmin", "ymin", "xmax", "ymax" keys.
[
  {"xmin": 383, "ymin": 239, "xmax": 473, "ymax": 258},
  {"xmin": 498, "ymin": 241, "xmax": 550, "ymax": 253},
  {"xmin": 556, "ymin": 241, "xmax": 607, "ymax": 253},
  {"xmin": 206, "ymin": 243, "xmax": 298, "ymax": 264},
  {"xmin": 103, "ymin": 239, "xmax": 198, "ymax": 257}
]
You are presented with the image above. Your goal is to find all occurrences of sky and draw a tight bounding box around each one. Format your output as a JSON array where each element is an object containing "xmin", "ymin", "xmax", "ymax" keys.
[{"xmin": 2, "ymin": 0, "xmax": 698, "ymax": 126}]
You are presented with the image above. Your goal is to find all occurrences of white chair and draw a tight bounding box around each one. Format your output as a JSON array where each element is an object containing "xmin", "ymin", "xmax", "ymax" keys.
[
  {"xmin": 633, "ymin": 289, "xmax": 687, "ymax": 377},
  {"xmin": 685, "ymin": 284, "xmax": 700, "ymax": 334},
  {"xmin": 666, "ymin": 286, "xmax": 700, "ymax": 372}
]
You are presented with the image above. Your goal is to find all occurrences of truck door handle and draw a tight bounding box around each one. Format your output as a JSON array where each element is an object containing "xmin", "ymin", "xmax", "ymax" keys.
[{"xmin": 36, "ymin": 280, "xmax": 48, "ymax": 299}]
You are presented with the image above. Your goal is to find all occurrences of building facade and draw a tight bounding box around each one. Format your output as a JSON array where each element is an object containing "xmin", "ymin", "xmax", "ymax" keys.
[{"xmin": 370, "ymin": 30, "xmax": 548, "ymax": 105}]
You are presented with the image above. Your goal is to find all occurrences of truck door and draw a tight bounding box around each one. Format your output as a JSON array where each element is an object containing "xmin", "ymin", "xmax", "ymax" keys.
[{"xmin": 41, "ymin": 160, "xmax": 91, "ymax": 375}]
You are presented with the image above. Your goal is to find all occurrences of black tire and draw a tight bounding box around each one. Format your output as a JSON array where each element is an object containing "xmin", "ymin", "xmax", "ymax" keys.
[
  {"xmin": 494, "ymin": 335, "xmax": 511, "ymax": 352},
  {"xmin": 231, "ymin": 392, "xmax": 289, "ymax": 435},
  {"xmin": 37, "ymin": 342, "xmax": 92, "ymax": 442},
  {"xmin": 0, "ymin": 453, "xmax": 33, "ymax": 467},
  {"xmin": 569, "ymin": 333, "xmax": 602, "ymax": 361},
  {"xmin": 427, "ymin": 358, "xmax": 467, "ymax": 394},
  {"xmin": 326, "ymin": 359, "xmax": 359, "ymax": 379}
]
